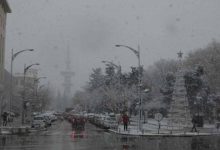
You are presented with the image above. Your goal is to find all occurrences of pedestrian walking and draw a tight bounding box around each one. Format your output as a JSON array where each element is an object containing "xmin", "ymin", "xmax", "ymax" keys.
[
  {"xmin": 122, "ymin": 113, "xmax": 129, "ymax": 131},
  {"xmin": 2, "ymin": 112, "xmax": 8, "ymax": 126},
  {"xmin": 79, "ymin": 117, "xmax": 86, "ymax": 130},
  {"xmin": 71, "ymin": 117, "xmax": 77, "ymax": 130},
  {"xmin": 191, "ymin": 116, "xmax": 197, "ymax": 132}
]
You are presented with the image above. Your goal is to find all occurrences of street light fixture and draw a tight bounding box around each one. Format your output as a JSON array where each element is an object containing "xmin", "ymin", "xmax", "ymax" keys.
[
  {"xmin": 12, "ymin": 49, "xmax": 34, "ymax": 61},
  {"xmin": 10, "ymin": 49, "xmax": 34, "ymax": 114},
  {"xmin": 22, "ymin": 63, "xmax": 40, "ymax": 125},
  {"xmin": 115, "ymin": 44, "xmax": 143, "ymax": 132},
  {"xmin": 115, "ymin": 45, "xmax": 140, "ymax": 59},
  {"xmin": 101, "ymin": 60, "xmax": 121, "ymax": 73}
]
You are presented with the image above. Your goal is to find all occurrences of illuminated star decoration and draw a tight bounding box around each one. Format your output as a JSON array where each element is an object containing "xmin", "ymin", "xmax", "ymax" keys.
[{"xmin": 177, "ymin": 51, "xmax": 183, "ymax": 59}]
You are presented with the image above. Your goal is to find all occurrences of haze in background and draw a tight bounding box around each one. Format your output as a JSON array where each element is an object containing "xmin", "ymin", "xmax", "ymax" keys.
[{"xmin": 5, "ymin": 0, "xmax": 220, "ymax": 95}]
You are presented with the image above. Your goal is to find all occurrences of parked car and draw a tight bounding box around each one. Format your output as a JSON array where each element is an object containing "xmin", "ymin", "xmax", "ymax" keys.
[
  {"xmin": 43, "ymin": 113, "xmax": 57, "ymax": 122},
  {"xmin": 42, "ymin": 115, "xmax": 52, "ymax": 127},
  {"xmin": 50, "ymin": 114, "xmax": 58, "ymax": 122},
  {"xmin": 31, "ymin": 116, "xmax": 46, "ymax": 128},
  {"xmin": 102, "ymin": 115, "xmax": 117, "ymax": 129}
]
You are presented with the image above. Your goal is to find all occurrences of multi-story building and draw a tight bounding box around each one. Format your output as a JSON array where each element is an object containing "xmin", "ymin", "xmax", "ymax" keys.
[
  {"xmin": 0, "ymin": 0, "xmax": 11, "ymax": 85},
  {"xmin": 0, "ymin": 1, "xmax": 11, "ymax": 120}
]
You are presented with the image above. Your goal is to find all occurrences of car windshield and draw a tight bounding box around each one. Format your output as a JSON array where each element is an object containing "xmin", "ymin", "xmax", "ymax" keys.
[
  {"xmin": 34, "ymin": 117, "xmax": 43, "ymax": 120},
  {"xmin": 1, "ymin": 0, "xmax": 220, "ymax": 150}
]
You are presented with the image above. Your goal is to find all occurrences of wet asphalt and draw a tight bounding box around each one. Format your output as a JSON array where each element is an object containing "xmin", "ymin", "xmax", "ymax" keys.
[{"xmin": 0, "ymin": 120, "xmax": 220, "ymax": 150}]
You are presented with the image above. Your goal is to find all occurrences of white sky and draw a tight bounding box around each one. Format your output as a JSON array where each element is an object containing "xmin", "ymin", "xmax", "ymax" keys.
[{"xmin": 5, "ymin": 0, "xmax": 220, "ymax": 94}]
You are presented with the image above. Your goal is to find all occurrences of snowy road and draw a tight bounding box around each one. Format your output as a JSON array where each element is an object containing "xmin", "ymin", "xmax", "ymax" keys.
[{"xmin": 0, "ymin": 120, "xmax": 220, "ymax": 150}]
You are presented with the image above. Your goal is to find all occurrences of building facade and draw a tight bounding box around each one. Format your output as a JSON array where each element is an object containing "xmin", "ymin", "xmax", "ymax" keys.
[
  {"xmin": 0, "ymin": 1, "xmax": 10, "ymax": 121},
  {"xmin": 0, "ymin": 0, "xmax": 11, "ymax": 84}
]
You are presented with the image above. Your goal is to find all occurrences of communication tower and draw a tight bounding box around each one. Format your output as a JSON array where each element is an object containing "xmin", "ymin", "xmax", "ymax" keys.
[{"xmin": 61, "ymin": 49, "xmax": 74, "ymax": 110}]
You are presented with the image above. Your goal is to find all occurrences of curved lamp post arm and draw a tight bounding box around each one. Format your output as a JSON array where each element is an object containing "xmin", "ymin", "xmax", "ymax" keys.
[
  {"xmin": 24, "ymin": 63, "xmax": 40, "ymax": 74},
  {"xmin": 12, "ymin": 49, "xmax": 34, "ymax": 61},
  {"xmin": 115, "ymin": 45, "xmax": 139, "ymax": 59}
]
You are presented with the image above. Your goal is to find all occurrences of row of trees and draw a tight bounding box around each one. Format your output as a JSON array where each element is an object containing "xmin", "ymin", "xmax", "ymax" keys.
[
  {"xmin": 73, "ymin": 64, "xmax": 148, "ymax": 115},
  {"xmin": 72, "ymin": 41, "xmax": 220, "ymax": 120}
]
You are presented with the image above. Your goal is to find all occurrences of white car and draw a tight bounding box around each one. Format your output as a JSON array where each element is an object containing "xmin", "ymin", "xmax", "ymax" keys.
[
  {"xmin": 103, "ymin": 115, "xmax": 117, "ymax": 129},
  {"xmin": 32, "ymin": 116, "xmax": 46, "ymax": 128},
  {"xmin": 43, "ymin": 113, "xmax": 57, "ymax": 122}
]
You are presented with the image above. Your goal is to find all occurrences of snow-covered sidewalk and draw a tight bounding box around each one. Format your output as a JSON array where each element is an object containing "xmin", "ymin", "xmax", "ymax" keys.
[
  {"xmin": 108, "ymin": 118, "xmax": 220, "ymax": 137},
  {"xmin": 109, "ymin": 125, "xmax": 220, "ymax": 137}
]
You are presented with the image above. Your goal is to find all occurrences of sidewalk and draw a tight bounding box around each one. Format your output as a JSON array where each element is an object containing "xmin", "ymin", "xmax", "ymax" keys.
[
  {"xmin": 0, "ymin": 117, "xmax": 32, "ymax": 135},
  {"xmin": 109, "ymin": 118, "xmax": 220, "ymax": 137},
  {"xmin": 109, "ymin": 125, "xmax": 220, "ymax": 137}
]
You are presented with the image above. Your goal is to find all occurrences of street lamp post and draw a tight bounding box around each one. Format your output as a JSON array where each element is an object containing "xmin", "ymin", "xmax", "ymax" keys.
[
  {"xmin": 115, "ymin": 44, "xmax": 143, "ymax": 132},
  {"xmin": 22, "ymin": 63, "xmax": 39, "ymax": 125},
  {"xmin": 34, "ymin": 77, "xmax": 46, "ymax": 112},
  {"xmin": 10, "ymin": 49, "xmax": 34, "ymax": 114}
]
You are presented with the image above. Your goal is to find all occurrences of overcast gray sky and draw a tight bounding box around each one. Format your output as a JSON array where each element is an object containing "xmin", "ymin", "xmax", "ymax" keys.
[{"xmin": 5, "ymin": 0, "xmax": 220, "ymax": 94}]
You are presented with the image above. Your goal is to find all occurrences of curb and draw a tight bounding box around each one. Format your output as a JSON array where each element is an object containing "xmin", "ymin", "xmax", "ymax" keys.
[
  {"xmin": 108, "ymin": 129, "xmax": 220, "ymax": 137},
  {"xmin": 0, "ymin": 127, "xmax": 47, "ymax": 135}
]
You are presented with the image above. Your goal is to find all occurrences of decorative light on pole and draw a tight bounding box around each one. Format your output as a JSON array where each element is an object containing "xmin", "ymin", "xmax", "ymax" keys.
[
  {"xmin": 22, "ymin": 63, "xmax": 40, "ymax": 125},
  {"xmin": 10, "ymin": 49, "xmax": 34, "ymax": 114},
  {"xmin": 115, "ymin": 44, "xmax": 143, "ymax": 131}
]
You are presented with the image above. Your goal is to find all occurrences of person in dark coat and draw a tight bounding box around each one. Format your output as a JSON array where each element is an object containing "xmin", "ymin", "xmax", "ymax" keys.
[
  {"xmin": 191, "ymin": 116, "xmax": 197, "ymax": 132},
  {"xmin": 2, "ymin": 112, "xmax": 8, "ymax": 126},
  {"xmin": 122, "ymin": 113, "xmax": 129, "ymax": 131},
  {"xmin": 79, "ymin": 118, "xmax": 86, "ymax": 130},
  {"xmin": 71, "ymin": 117, "xmax": 77, "ymax": 130}
]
